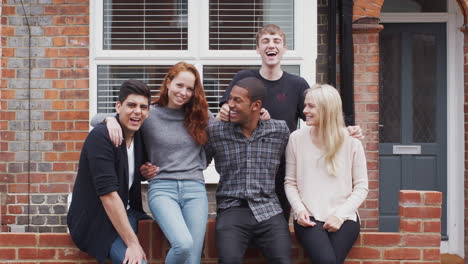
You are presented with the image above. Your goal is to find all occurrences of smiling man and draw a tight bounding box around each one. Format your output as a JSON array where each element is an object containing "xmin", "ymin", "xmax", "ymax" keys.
[
  {"xmin": 218, "ymin": 24, "xmax": 310, "ymax": 222},
  {"xmin": 67, "ymin": 80, "xmax": 151, "ymax": 264},
  {"xmin": 206, "ymin": 77, "xmax": 292, "ymax": 264}
]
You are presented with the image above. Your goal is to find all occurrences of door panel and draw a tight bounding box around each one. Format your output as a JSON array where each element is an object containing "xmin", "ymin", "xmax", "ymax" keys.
[{"xmin": 379, "ymin": 23, "xmax": 447, "ymax": 237}]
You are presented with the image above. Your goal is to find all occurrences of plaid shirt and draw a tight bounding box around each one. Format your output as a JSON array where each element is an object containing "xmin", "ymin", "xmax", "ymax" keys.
[{"xmin": 205, "ymin": 119, "xmax": 290, "ymax": 222}]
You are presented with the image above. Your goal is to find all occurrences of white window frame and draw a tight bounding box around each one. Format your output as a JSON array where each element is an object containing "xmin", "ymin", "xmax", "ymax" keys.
[{"xmin": 89, "ymin": 0, "xmax": 317, "ymax": 183}]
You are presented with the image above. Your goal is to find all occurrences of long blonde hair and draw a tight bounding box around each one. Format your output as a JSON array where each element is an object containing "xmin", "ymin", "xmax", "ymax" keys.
[{"xmin": 306, "ymin": 84, "xmax": 345, "ymax": 176}]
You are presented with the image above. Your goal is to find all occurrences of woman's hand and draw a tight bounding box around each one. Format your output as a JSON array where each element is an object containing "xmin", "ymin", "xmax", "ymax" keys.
[
  {"xmin": 323, "ymin": 216, "xmax": 343, "ymax": 232},
  {"xmin": 296, "ymin": 210, "xmax": 316, "ymax": 227},
  {"xmin": 347, "ymin": 125, "xmax": 364, "ymax": 140},
  {"xmin": 105, "ymin": 117, "xmax": 123, "ymax": 147},
  {"xmin": 140, "ymin": 162, "xmax": 159, "ymax": 181},
  {"xmin": 216, "ymin": 103, "xmax": 230, "ymax": 122},
  {"xmin": 260, "ymin": 108, "xmax": 271, "ymax": 121}
]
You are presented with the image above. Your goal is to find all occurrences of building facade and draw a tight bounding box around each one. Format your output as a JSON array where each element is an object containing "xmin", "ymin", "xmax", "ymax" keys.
[{"xmin": 0, "ymin": 0, "xmax": 466, "ymax": 261}]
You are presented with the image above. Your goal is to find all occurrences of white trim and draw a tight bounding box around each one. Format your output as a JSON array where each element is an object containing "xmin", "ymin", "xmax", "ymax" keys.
[
  {"xmin": 297, "ymin": 0, "xmax": 316, "ymax": 85},
  {"xmin": 442, "ymin": 0, "xmax": 464, "ymax": 258},
  {"xmin": 89, "ymin": 0, "xmax": 97, "ymax": 126},
  {"xmin": 381, "ymin": 2, "xmax": 465, "ymax": 257}
]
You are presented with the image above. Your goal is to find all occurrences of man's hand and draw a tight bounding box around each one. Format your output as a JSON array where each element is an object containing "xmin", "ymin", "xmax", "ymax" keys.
[
  {"xmin": 105, "ymin": 117, "xmax": 124, "ymax": 147},
  {"xmin": 100, "ymin": 192, "xmax": 146, "ymax": 264},
  {"xmin": 296, "ymin": 210, "xmax": 316, "ymax": 227},
  {"xmin": 140, "ymin": 162, "xmax": 159, "ymax": 181},
  {"xmin": 216, "ymin": 103, "xmax": 271, "ymax": 122},
  {"xmin": 347, "ymin": 125, "xmax": 364, "ymax": 140},
  {"xmin": 323, "ymin": 215, "xmax": 343, "ymax": 232},
  {"xmin": 123, "ymin": 242, "xmax": 147, "ymax": 264},
  {"xmin": 216, "ymin": 103, "xmax": 230, "ymax": 122}
]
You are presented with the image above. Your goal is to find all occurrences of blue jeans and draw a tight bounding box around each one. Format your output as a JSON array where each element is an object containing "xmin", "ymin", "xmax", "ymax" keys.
[
  {"xmin": 109, "ymin": 208, "xmax": 148, "ymax": 264},
  {"xmin": 148, "ymin": 179, "xmax": 208, "ymax": 264}
]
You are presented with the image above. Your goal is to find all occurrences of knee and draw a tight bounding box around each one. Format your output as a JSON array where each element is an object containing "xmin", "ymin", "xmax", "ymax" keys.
[{"xmin": 172, "ymin": 238, "xmax": 193, "ymax": 256}]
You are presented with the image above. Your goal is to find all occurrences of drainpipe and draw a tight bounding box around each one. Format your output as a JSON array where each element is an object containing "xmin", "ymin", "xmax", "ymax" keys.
[
  {"xmin": 327, "ymin": 0, "xmax": 337, "ymax": 87},
  {"xmin": 339, "ymin": 0, "xmax": 355, "ymax": 126}
]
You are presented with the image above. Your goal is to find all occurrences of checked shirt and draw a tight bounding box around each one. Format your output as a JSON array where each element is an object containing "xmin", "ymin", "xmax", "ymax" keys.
[{"xmin": 205, "ymin": 119, "xmax": 290, "ymax": 222}]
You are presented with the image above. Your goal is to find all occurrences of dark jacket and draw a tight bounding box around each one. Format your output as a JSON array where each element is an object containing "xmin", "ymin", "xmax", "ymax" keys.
[{"xmin": 67, "ymin": 120, "xmax": 146, "ymax": 262}]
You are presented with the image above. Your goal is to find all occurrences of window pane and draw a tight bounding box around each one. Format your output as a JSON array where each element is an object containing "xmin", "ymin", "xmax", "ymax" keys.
[
  {"xmin": 103, "ymin": 0, "xmax": 188, "ymax": 50},
  {"xmin": 379, "ymin": 32, "xmax": 402, "ymax": 143},
  {"xmin": 97, "ymin": 65, "xmax": 171, "ymax": 113},
  {"xmin": 412, "ymin": 33, "xmax": 436, "ymax": 143},
  {"xmin": 382, "ymin": 0, "xmax": 446, "ymax": 12},
  {"xmin": 209, "ymin": 0, "xmax": 294, "ymax": 50},
  {"xmin": 203, "ymin": 65, "xmax": 299, "ymax": 112},
  {"xmin": 98, "ymin": 65, "xmax": 300, "ymax": 114}
]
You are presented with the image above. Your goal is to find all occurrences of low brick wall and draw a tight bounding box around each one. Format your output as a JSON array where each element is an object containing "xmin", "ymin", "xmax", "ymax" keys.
[{"xmin": 0, "ymin": 190, "xmax": 442, "ymax": 263}]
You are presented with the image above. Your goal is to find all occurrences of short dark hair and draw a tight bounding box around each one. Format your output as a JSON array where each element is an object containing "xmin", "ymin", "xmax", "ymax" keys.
[
  {"xmin": 118, "ymin": 80, "xmax": 151, "ymax": 104},
  {"xmin": 234, "ymin": 77, "xmax": 266, "ymax": 103}
]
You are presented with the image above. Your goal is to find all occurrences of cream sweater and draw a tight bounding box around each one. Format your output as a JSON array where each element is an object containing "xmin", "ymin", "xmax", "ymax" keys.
[{"xmin": 284, "ymin": 126, "xmax": 368, "ymax": 223}]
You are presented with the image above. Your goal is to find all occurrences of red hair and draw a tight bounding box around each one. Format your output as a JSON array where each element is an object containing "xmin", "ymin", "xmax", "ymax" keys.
[{"xmin": 156, "ymin": 62, "xmax": 209, "ymax": 145}]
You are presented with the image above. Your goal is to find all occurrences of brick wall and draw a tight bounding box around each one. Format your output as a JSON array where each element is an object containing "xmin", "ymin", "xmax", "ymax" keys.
[
  {"xmin": 352, "ymin": 19, "xmax": 381, "ymax": 231},
  {"xmin": 316, "ymin": 0, "xmax": 329, "ymax": 84},
  {"xmin": 0, "ymin": 0, "xmax": 89, "ymax": 232},
  {"xmin": 0, "ymin": 190, "xmax": 442, "ymax": 263}
]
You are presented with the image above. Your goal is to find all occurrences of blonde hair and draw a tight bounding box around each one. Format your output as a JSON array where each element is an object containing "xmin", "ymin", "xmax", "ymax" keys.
[{"xmin": 306, "ymin": 84, "xmax": 345, "ymax": 176}]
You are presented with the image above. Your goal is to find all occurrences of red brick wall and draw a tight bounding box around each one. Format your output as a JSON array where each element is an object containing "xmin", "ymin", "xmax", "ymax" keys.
[
  {"xmin": 352, "ymin": 20, "xmax": 382, "ymax": 231},
  {"xmin": 0, "ymin": 0, "xmax": 89, "ymax": 232},
  {"xmin": 0, "ymin": 190, "xmax": 442, "ymax": 263}
]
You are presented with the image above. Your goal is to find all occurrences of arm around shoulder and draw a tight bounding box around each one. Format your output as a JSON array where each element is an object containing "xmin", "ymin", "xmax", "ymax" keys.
[{"xmin": 90, "ymin": 112, "xmax": 116, "ymax": 127}]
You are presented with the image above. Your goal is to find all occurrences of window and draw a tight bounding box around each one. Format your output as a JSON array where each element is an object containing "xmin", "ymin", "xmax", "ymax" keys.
[
  {"xmin": 91, "ymin": 0, "xmax": 315, "ymax": 182},
  {"xmin": 90, "ymin": 0, "xmax": 316, "ymax": 115}
]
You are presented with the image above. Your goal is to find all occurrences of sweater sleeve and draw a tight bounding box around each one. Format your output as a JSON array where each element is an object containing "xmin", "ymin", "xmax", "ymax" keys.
[
  {"xmin": 334, "ymin": 139, "xmax": 369, "ymax": 222},
  {"xmin": 90, "ymin": 112, "xmax": 116, "ymax": 127},
  {"xmin": 284, "ymin": 133, "xmax": 307, "ymax": 215},
  {"xmin": 86, "ymin": 128, "xmax": 120, "ymax": 196}
]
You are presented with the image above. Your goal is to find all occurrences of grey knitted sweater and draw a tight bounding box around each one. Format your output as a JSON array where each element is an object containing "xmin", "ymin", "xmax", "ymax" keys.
[{"xmin": 91, "ymin": 105, "xmax": 208, "ymax": 182}]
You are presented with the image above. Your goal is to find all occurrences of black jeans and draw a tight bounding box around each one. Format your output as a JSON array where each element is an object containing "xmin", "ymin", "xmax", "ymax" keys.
[
  {"xmin": 215, "ymin": 206, "xmax": 291, "ymax": 264},
  {"xmin": 294, "ymin": 216, "xmax": 360, "ymax": 264},
  {"xmin": 275, "ymin": 160, "xmax": 291, "ymax": 222}
]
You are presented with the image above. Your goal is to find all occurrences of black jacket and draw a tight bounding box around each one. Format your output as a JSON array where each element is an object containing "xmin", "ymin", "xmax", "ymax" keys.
[{"xmin": 67, "ymin": 121, "xmax": 146, "ymax": 262}]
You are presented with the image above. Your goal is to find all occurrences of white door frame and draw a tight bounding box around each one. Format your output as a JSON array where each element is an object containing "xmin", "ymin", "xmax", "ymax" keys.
[{"xmin": 380, "ymin": 0, "xmax": 464, "ymax": 257}]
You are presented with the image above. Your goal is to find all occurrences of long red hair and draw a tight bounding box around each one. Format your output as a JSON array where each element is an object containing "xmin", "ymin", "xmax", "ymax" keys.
[{"xmin": 156, "ymin": 62, "xmax": 209, "ymax": 145}]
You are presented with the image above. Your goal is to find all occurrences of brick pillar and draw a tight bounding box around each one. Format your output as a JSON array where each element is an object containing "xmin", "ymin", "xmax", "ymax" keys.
[
  {"xmin": 352, "ymin": 18, "xmax": 383, "ymax": 231},
  {"xmin": 0, "ymin": 1, "xmax": 89, "ymax": 232},
  {"xmin": 398, "ymin": 190, "xmax": 442, "ymax": 262}
]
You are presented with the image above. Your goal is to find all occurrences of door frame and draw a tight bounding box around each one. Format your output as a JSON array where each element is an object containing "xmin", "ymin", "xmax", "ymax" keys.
[{"xmin": 380, "ymin": 0, "xmax": 464, "ymax": 257}]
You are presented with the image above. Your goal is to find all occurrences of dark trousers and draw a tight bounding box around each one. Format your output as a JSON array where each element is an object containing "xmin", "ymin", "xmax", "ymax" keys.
[
  {"xmin": 215, "ymin": 207, "xmax": 291, "ymax": 264},
  {"xmin": 275, "ymin": 160, "xmax": 291, "ymax": 222},
  {"xmin": 294, "ymin": 217, "xmax": 360, "ymax": 264}
]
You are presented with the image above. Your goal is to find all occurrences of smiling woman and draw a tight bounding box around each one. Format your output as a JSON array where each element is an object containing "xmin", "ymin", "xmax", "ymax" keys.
[{"xmin": 90, "ymin": 62, "xmax": 211, "ymax": 264}]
